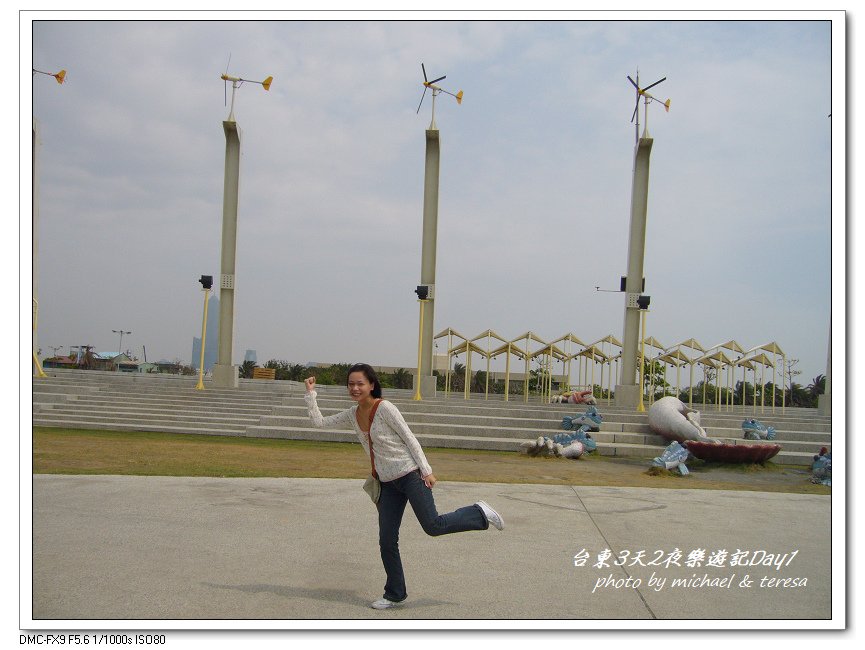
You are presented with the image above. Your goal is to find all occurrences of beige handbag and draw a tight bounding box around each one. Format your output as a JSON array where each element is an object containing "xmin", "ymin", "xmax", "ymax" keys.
[{"xmin": 361, "ymin": 399, "xmax": 383, "ymax": 504}]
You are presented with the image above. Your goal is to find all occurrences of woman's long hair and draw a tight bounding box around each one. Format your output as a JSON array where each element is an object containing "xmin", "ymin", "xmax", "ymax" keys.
[{"xmin": 347, "ymin": 363, "xmax": 383, "ymax": 398}]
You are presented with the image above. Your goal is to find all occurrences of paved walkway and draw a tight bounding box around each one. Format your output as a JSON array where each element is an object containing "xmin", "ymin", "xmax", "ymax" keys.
[{"xmin": 29, "ymin": 474, "xmax": 834, "ymax": 626}]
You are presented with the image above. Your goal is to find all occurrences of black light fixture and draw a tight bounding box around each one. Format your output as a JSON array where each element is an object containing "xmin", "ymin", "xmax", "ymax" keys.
[
  {"xmin": 415, "ymin": 285, "xmax": 429, "ymax": 300},
  {"xmin": 199, "ymin": 275, "xmax": 213, "ymax": 290},
  {"xmin": 621, "ymin": 276, "xmax": 646, "ymax": 292},
  {"xmin": 637, "ymin": 295, "xmax": 651, "ymax": 310}
]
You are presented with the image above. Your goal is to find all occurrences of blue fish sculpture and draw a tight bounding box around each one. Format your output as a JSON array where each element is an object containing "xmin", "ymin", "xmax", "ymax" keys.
[
  {"xmin": 742, "ymin": 418, "xmax": 776, "ymax": 440},
  {"xmin": 562, "ymin": 406, "xmax": 603, "ymax": 432},
  {"xmin": 549, "ymin": 425, "xmax": 597, "ymax": 452},
  {"xmin": 651, "ymin": 441, "xmax": 691, "ymax": 475},
  {"xmin": 810, "ymin": 450, "xmax": 831, "ymax": 486}
]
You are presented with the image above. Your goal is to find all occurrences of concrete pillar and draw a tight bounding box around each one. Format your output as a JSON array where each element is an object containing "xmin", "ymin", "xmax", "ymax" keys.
[
  {"xmin": 418, "ymin": 128, "xmax": 440, "ymax": 398},
  {"xmin": 616, "ymin": 137, "xmax": 653, "ymax": 408},
  {"xmin": 818, "ymin": 322, "xmax": 831, "ymax": 415},
  {"xmin": 213, "ymin": 120, "xmax": 241, "ymax": 388},
  {"xmin": 33, "ymin": 119, "xmax": 41, "ymax": 374}
]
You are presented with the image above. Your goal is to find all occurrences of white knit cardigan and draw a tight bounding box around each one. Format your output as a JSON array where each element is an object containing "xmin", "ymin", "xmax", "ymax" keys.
[{"xmin": 304, "ymin": 391, "xmax": 433, "ymax": 482}]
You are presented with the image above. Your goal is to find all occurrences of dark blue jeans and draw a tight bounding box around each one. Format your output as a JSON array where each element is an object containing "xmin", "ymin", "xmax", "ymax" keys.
[{"xmin": 377, "ymin": 469, "xmax": 488, "ymax": 602}]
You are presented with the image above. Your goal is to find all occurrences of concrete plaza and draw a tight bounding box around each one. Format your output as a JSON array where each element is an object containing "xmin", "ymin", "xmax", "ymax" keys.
[{"xmin": 29, "ymin": 474, "xmax": 835, "ymax": 627}]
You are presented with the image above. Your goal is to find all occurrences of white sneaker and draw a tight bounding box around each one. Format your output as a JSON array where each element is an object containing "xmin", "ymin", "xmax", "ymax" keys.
[
  {"xmin": 371, "ymin": 597, "xmax": 403, "ymax": 610},
  {"xmin": 476, "ymin": 500, "xmax": 504, "ymax": 531}
]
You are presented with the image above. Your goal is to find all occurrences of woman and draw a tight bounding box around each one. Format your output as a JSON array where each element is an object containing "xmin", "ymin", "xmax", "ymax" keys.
[{"xmin": 304, "ymin": 363, "xmax": 504, "ymax": 610}]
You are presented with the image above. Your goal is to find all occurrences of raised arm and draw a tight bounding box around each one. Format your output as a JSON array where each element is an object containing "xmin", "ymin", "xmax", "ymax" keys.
[{"xmin": 304, "ymin": 376, "xmax": 354, "ymax": 429}]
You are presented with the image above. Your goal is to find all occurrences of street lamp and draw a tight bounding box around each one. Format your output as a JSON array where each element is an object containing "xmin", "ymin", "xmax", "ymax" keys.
[
  {"xmin": 32, "ymin": 66, "xmax": 66, "ymax": 378},
  {"xmin": 413, "ymin": 285, "xmax": 432, "ymax": 400},
  {"xmin": 112, "ymin": 329, "xmax": 131, "ymax": 355},
  {"xmin": 195, "ymin": 275, "xmax": 213, "ymax": 390},
  {"xmin": 636, "ymin": 295, "xmax": 651, "ymax": 413}
]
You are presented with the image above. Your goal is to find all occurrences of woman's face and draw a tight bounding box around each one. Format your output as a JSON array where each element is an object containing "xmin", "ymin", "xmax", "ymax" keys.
[{"xmin": 347, "ymin": 371, "xmax": 374, "ymax": 402}]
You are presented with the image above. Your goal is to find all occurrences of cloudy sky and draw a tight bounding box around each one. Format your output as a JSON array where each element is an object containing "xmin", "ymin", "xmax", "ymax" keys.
[{"xmin": 25, "ymin": 12, "xmax": 841, "ymax": 388}]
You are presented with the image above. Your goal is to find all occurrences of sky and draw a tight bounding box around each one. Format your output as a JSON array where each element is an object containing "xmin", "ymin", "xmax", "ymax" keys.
[{"xmin": 24, "ymin": 12, "xmax": 841, "ymax": 388}]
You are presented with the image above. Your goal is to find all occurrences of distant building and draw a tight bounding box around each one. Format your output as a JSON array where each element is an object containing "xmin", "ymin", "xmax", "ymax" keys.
[
  {"xmin": 95, "ymin": 352, "xmax": 139, "ymax": 372},
  {"xmin": 43, "ymin": 355, "xmax": 77, "ymax": 369},
  {"xmin": 244, "ymin": 349, "xmax": 257, "ymax": 364},
  {"xmin": 191, "ymin": 295, "xmax": 219, "ymax": 371},
  {"xmin": 155, "ymin": 360, "xmax": 184, "ymax": 374}
]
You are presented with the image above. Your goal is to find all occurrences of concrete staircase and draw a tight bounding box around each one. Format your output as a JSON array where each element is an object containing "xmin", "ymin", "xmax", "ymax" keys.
[{"xmin": 32, "ymin": 369, "xmax": 831, "ymax": 466}]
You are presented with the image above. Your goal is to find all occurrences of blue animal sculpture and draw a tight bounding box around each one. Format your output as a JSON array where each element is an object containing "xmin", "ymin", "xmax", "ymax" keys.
[
  {"xmin": 549, "ymin": 426, "xmax": 597, "ymax": 453},
  {"xmin": 810, "ymin": 448, "xmax": 831, "ymax": 486},
  {"xmin": 521, "ymin": 435, "xmax": 585, "ymax": 459},
  {"xmin": 651, "ymin": 441, "xmax": 691, "ymax": 475},
  {"xmin": 562, "ymin": 405, "xmax": 603, "ymax": 432},
  {"xmin": 742, "ymin": 418, "xmax": 776, "ymax": 440}
]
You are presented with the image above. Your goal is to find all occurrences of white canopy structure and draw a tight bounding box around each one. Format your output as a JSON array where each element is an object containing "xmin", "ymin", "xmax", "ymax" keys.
[
  {"xmin": 571, "ymin": 344, "xmax": 609, "ymax": 399},
  {"xmin": 640, "ymin": 336, "xmax": 665, "ymax": 405},
  {"xmin": 696, "ymin": 349, "xmax": 734, "ymax": 410},
  {"xmin": 666, "ymin": 338, "xmax": 705, "ymax": 406},
  {"xmin": 550, "ymin": 333, "xmax": 586, "ymax": 393},
  {"xmin": 531, "ymin": 341, "xmax": 568, "ymax": 403},
  {"xmin": 745, "ymin": 351, "xmax": 775, "ymax": 414},
  {"xmin": 657, "ymin": 348, "xmax": 693, "ymax": 401},
  {"xmin": 488, "ymin": 339, "xmax": 528, "ymax": 401},
  {"xmin": 702, "ymin": 340, "xmax": 745, "ymax": 409},
  {"xmin": 434, "ymin": 327, "xmax": 467, "ymax": 397},
  {"xmin": 584, "ymin": 335, "xmax": 621, "ymax": 402},
  {"xmin": 747, "ymin": 342, "xmax": 786, "ymax": 412},
  {"xmin": 470, "ymin": 329, "xmax": 508, "ymax": 399},
  {"xmin": 430, "ymin": 326, "xmax": 789, "ymax": 411},
  {"xmin": 447, "ymin": 338, "xmax": 492, "ymax": 400},
  {"xmin": 511, "ymin": 331, "xmax": 549, "ymax": 402}
]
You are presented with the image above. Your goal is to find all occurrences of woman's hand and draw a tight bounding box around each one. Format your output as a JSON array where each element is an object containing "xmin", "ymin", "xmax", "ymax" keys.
[
  {"xmin": 304, "ymin": 376, "xmax": 316, "ymax": 393},
  {"xmin": 422, "ymin": 473, "xmax": 437, "ymax": 489}
]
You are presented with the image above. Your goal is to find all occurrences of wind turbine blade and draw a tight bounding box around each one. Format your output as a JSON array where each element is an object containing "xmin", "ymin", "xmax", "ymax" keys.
[
  {"xmin": 643, "ymin": 77, "xmax": 666, "ymax": 92},
  {"xmin": 631, "ymin": 101, "xmax": 639, "ymax": 123},
  {"xmin": 416, "ymin": 87, "xmax": 428, "ymax": 114},
  {"xmin": 429, "ymin": 75, "xmax": 446, "ymax": 85},
  {"xmin": 421, "ymin": 63, "xmax": 427, "ymax": 82},
  {"xmin": 627, "ymin": 75, "xmax": 638, "ymax": 89}
]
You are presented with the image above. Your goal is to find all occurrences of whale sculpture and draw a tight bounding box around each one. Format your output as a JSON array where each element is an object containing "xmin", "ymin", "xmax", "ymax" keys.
[
  {"xmin": 647, "ymin": 396, "xmax": 719, "ymax": 443},
  {"xmin": 742, "ymin": 419, "xmax": 776, "ymax": 440}
]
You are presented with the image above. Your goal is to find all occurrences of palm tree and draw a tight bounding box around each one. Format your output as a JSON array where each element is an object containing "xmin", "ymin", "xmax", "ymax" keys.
[
  {"xmin": 240, "ymin": 360, "xmax": 257, "ymax": 379},
  {"xmin": 391, "ymin": 368, "xmax": 413, "ymax": 390},
  {"xmin": 451, "ymin": 362, "xmax": 465, "ymax": 391},
  {"xmin": 807, "ymin": 374, "xmax": 826, "ymax": 399}
]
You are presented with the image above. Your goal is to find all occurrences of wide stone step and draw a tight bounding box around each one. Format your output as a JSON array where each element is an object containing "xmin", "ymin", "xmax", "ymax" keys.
[
  {"xmin": 31, "ymin": 369, "xmax": 830, "ymax": 468},
  {"xmin": 34, "ymin": 411, "xmax": 252, "ymax": 430},
  {"xmin": 298, "ymin": 396, "xmax": 831, "ymax": 430},
  {"xmin": 68, "ymin": 389, "xmax": 281, "ymax": 406},
  {"xmin": 47, "ymin": 398, "xmax": 273, "ymax": 417},
  {"xmin": 33, "ymin": 417, "xmax": 246, "ymax": 436}
]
